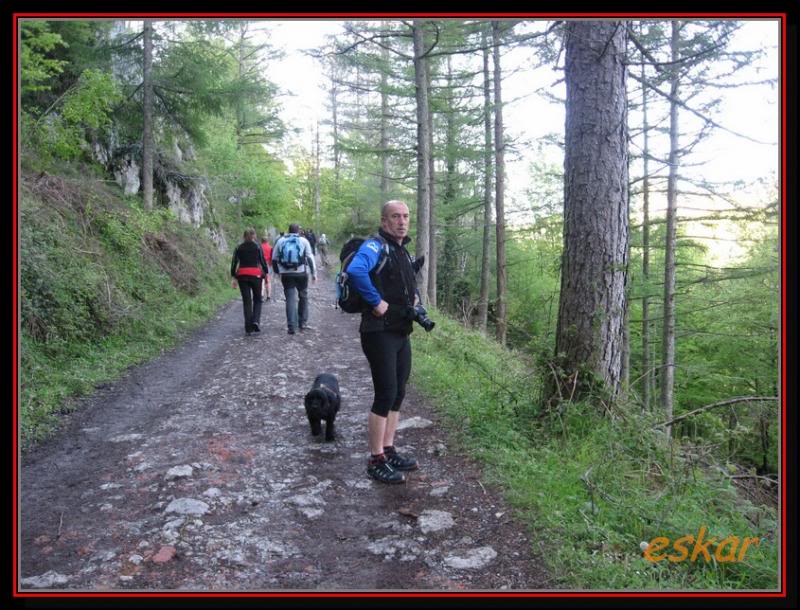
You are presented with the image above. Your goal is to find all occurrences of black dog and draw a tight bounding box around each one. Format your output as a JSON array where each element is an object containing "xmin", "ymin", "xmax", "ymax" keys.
[{"xmin": 304, "ymin": 373, "xmax": 341, "ymax": 441}]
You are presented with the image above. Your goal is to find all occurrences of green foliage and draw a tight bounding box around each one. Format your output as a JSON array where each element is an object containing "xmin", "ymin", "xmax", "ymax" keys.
[
  {"xmin": 626, "ymin": 219, "xmax": 779, "ymax": 472},
  {"xmin": 20, "ymin": 21, "xmax": 68, "ymax": 98},
  {"xmin": 19, "ymin": 168, "xmax": 235, "ymax": 448},
  {"xmin": 411, "ymin": 314, "xmax": 778, "ymax": 590},
  {"xmin": 26, "ymin": 69, "xmax": 123, "ymax": 161},
  {"xmin": 196, "ymin": 114, "xmax": 292, "ymax": 237}
]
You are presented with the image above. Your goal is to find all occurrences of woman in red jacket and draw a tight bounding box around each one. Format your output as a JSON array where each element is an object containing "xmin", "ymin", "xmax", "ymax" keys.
[{"xmin": 260, "ymin": 236, "xmax": 273, "ymax": 302}]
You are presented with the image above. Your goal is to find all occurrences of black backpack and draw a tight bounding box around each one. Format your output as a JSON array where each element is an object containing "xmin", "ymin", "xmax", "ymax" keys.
[{"xmin": 335, "ymin": 236, "xmax": 389, "ymax": 313}]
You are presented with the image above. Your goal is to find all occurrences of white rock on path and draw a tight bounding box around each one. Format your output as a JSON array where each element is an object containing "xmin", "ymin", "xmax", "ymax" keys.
[
  {"xmin": 418, "ymin": 510, "xmax": 455, "ymax": 534},
  {"xmin": 444, "ymin": 546, "xmax": 498, "ymax": 569},
  {"xmin": 367, "ymin": 536, "xmax": 421, "ymax": 559},
  {"xmin": 109, "ymin": 433, "xmax": 143, "ymax": 443},
  {"xmin": 165, "ymin": 465, "xmax": 194, "ymax": 480},
  {"xmin": 165, "ymin": 498, "xmax": 210, "ymax": 515},
  {"xmin": 20, "ymin": 571, "xmax": 70, "ymax": 588},
  {"xmin": 289, "ymin": 493, "xmax": 325, "ymax": 507},
  {"xmin": 298, "ymin": 507, "xmax": 324, "ymax": 519},
  {"xmin": 397, "ymin": 417, "xmax": 433, "ymax": 430}
]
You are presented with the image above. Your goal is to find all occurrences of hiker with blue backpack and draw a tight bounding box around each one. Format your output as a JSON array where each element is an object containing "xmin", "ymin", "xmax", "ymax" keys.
[{"xmin": 272, "ymin": 224, "xmax": 317, "ymax": 335}]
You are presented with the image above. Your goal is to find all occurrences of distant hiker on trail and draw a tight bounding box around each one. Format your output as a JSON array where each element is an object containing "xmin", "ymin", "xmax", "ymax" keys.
[
  {"xmin": 231, "ymin": 228, "xmax": 269, "ymax": 336},
  {"xmin": 272, "ymin": 224, "xmax": 317, "ymax": 335},
  {"xmin": 260, "ymin": 236, "xmax": 273, "ymax": 302},
  {"xmin": 345, "ymin": 200, "xmax": 421, "ymax": 484},
  {"xmin": 318, "ymin": 232, "xmax": 329, "ymax": 267},
  {"xmin": 306, "ymin": 229, "xmax": 317, "ymax": 256}
]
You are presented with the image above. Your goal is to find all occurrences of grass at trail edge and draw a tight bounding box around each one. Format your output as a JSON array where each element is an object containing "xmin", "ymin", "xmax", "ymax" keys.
[{"xmin": 410, "ymin": 313, "xmax": 778, "ymax": 591}]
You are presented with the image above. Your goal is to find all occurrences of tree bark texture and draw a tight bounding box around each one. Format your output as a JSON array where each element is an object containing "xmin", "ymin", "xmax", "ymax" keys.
[
  {"xmin": 142, "ymin": 19, "xmax": 154, "ymax": 211},
  {"xmin": 380, "ymin": 41, "xmax": 390, "ymax": 201},
  {"xmin": 660, "ymin": 21, "xmax": 681, "ymax": 431},
  {"xmin": 329, "ymin": 61, "xmax": 341, "ymax": 196},
  {"xmin": 413, "ymin": 21, "xmax": 431, "ymax": 303},
  {"xmin": 442, "ymin": 55, "xmax": 458, "ymax": 313},
  {"xmin": 426, "ymin": 43, "xmax": 437, "ymax": 307},
  {"xmin": 492, "ymin": 21, "xmax": 507, "ymax": 346},
  {"xmin": 640, "ymin": 44, "xmax": 653, "ymax": 411},
  {"xmin": 554, "ymin": 21, "xmax": 629, "ymax": 401},
  {"xmin": 314, "ymin": 123, "xmax": 321, "ymax": 231},
  {"xmin": 477, "ymin": 24, "xmax": 493, "ymax": 333}
]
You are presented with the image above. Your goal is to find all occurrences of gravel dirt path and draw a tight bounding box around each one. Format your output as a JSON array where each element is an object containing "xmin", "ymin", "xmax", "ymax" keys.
[{"xmin": 19, "ymin": 268, "xmax": 553, "ymax": 592}]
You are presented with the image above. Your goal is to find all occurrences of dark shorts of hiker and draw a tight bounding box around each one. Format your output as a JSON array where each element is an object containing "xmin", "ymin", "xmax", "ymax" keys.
[{"xmin": 360, "ymin": 330, "xmax": 411, "ymax": 417}]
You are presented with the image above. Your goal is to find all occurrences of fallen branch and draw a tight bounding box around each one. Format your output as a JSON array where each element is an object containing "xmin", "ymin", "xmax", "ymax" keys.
[
  {"xmin": 656, "ymin": 396, "xmax": 778, "ymax": 428},
  {"xmin": 728, "ymin": 473, "xmax": 778, "ymax": 484}
]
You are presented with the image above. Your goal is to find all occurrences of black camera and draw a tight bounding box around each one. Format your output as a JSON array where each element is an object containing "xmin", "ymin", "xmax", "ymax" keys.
[{"xmin": 411, "ymin": 303, "xmax": 435, "ymax": 332}]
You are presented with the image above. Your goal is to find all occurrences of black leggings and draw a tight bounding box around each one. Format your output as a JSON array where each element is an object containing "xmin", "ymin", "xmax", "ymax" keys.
[{"xmin": 360, "ymin": 331, "xmax": 412, "ymax": 417}]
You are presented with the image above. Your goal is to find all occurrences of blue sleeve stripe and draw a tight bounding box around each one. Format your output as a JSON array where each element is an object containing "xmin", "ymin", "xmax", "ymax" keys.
[{"xmin": 346, "ymin": 240, "xmax": 383, "ymax": 307}]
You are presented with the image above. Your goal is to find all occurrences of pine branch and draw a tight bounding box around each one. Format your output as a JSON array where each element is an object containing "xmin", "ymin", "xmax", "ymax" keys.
[
  {"xmin": 657, "ymin": 396, "xmax": 777, "ymax": 428},
  {"xmin": 628, "ymin": 71, "xmax": 774, "ymax": 146}
]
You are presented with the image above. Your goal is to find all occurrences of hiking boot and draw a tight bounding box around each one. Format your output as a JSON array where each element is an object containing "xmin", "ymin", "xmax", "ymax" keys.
[
  {"xmin": 287, "ymin": 328, "xmax": 295, "ymax": 335},
  {"xmin": 252, "ymin": 323, "xmax": 261, "ymax": 333},
  {"xmin": 384, "ymin": 448, "xmax": 419, "ymax": 471},
  {"xmin": 367, "ymin": 459, "xmax": 406, "ymax": 484}
]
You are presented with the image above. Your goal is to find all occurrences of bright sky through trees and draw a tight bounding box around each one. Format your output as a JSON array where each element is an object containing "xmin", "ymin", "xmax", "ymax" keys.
[{"xmin": 263, "ymin": 18, "xmax": 780, "ymax": 262}]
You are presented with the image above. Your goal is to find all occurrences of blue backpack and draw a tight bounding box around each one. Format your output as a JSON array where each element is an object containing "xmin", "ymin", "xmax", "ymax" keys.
[{"xmin": 277, "ymin": 235, "xmax": 304, "ymax": 269}]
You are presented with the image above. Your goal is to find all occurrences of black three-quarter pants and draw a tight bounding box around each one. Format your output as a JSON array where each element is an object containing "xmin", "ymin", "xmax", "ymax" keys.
[{"xmin": 360, "ymin": 331, "xmax": 412, "ymax": 417}]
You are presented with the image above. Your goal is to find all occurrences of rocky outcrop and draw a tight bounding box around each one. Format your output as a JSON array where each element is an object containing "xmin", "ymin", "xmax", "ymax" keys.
[
  {"xmin": 113, "ymin": 153, "xmax": 141, "ymax": 196},
  {"xmin": 95, "ymin": 140, "xmax": 228, "ymax": 253}
]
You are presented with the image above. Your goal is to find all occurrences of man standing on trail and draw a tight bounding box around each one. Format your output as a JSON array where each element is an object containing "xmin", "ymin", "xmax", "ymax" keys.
[
  {"xmin": 272, "ymin": 224, "xmax": 317, "ymax": 335},
  {"xmin": 317, "ymin": 232, "xmax": 329, "ymax": 267},
  {"xmin": 345, "ymin": 201, "xmax": 420, "ymax": 484},
  {"xmin": 231, "ymin": 228, "xmax": 269, "ymax": 336},
  {"xmin": 306, "ymin": 229, "xmax": 317, "ymax": 257}
]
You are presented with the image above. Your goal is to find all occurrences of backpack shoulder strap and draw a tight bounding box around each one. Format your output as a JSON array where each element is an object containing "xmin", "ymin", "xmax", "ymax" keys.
[{"xmin": 371, "ymin": 234, "xmax": 390, "ymax": 274}]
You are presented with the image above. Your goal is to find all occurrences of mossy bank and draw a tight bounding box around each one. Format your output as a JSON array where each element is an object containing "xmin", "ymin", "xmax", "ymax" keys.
[{"xmin": 19, "ymin": 164, "xmax": 237, "ymax": 450}]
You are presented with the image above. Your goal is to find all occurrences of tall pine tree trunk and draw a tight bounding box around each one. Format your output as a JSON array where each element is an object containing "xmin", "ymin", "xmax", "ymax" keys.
[
  {"xmin": 640, "ymin": 44, "xmax": 653, "ymax": 411},
  {"xmin": 492, "ymin": 21, "xmax": 507, "ymax": 346},
  {"xmin": 426, "ymin": 44, "xmax": 437, "ymax": 307},
  {"xmin": 234, "ymin": 23, "xmax": 246, "ymax": 150},
  {"xmin": 380, "ymin": 40, "xmax": 390, "ymax": 200},
  {"xmin": 621, "ymin": 207, "xmax": 631, "ymax": 399},
  {"xmin": 142, "ymin": 19, "xmax": 154, "ymax": 210},
  {"xmin": 477, "ymin": 24, "xmax": 493, "ymax": 333},
  {"xmin": 442, "ymin": 55, "xmax": 457, "ymax": 312},
  {"xmin": 314, "ymin": 122, "xmax": 321, "ymax": 232},
  {"xmin": 551, "ymin": 21, "xmax": 629, "ymax": 403},
  {"xmin": 329, "ymin": 62, "xmax": 341, "ymax": 196},
  {"xmin": 660, "ymin": 21, "xmax": 681, "ymax": 433},
  {"xmin": 413, "ymin": 21, "xmax": 431, "ymax": 303}
]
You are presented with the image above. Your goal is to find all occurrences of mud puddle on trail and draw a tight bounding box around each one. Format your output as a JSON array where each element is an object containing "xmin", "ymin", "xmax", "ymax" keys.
[{"xmin": 19, "ymin": 270, "xmax": 553, "ymax": 591}]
